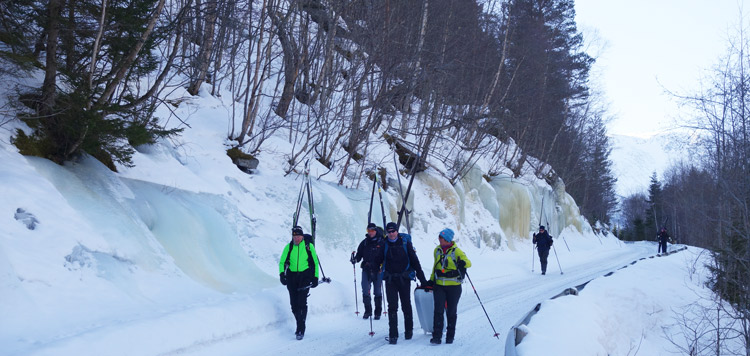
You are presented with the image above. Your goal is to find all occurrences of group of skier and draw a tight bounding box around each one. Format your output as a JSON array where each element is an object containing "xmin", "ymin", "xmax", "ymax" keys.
[
  {"xmin": 280, "ymin": 219, "xmax": 676, "ymax": 344},
  {"xmin": 279, "ymin": 221, "xmax": 472, "ymax": 345}
]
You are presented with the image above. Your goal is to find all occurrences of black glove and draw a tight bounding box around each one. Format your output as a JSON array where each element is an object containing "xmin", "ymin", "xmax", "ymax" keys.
[
  {"xmin": 350, "ymin": 252, "xmax": 356, "ymax": 264},
  {"xmin": 311, "ymin": 278, "xmax": 319, "ymax": 288},
  {"xmin": 279, "ymin": 272, "xmax": 287, "ymax": 286},
  {"xmin": 457, "ymin": 259, "xmax": 466, "ymax": 269},
  {"xmin": 424, "ymin": 280, "xmax": 435, "ymax": 288}
]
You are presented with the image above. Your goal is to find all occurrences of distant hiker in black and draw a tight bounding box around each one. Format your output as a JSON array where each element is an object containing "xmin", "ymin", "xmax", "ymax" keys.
[
  {"xmin": 657, "ymin": 227, "xmax": 670, "ymax": 254},
  {"xmin": 351, "ymin": 222, "xmax": 385, "ymax": 320},
  {"xmin": 533, "ymin": 225, "xmax": 553, "ymax": 275},
  {"xmin": 279, "ymin": 226, "xmax": 320, "ymax": 340},
  {"xmin": 376, "ymin": 222, "xmax": 428, "ymax": 345}
]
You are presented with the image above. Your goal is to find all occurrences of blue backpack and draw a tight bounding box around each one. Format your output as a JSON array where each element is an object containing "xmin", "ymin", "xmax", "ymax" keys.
[{"xmin": 382, "ymin": 233, "xmax": 416, "ymax": 280}]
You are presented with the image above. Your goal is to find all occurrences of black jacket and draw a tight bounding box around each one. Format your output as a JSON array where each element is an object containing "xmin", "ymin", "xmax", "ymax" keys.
[
  {"xmin": 354, "ymin": 229, "xmax": 384, "ymax": 274},
  {"xmin": 658, "ymin": 230, "xmax": 670, "ymax": 243},
  {"xmin": 533, "ymin": 230, "xmax": 553, "ymax": 251},
  {"xmin": 376, "ymin": 234, "xmax": 426, "ymax": 283}
]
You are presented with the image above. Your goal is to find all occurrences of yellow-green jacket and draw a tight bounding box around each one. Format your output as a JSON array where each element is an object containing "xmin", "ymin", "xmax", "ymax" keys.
[
  {"xmin": 279, "ymin": 240, "xmax": 319, "ymax": 278},
  {"xmin": 429, "ymin": 243, "xmax": 471, "ymax": 286}
]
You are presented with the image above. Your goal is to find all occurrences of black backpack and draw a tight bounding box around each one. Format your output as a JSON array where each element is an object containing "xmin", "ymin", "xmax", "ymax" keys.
[
  {"xmin": 284, "ymin": 234, "xmax": 315, "ymax": 273},
  {"xmin": 381, "ymin": 233, "xmax": 416, "ymax": 280}
]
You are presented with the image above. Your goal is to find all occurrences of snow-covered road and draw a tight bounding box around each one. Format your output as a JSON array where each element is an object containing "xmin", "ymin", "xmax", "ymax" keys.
[{"xmin": 159, "ymin": 243, "xmax": 655, "ymax": 356}]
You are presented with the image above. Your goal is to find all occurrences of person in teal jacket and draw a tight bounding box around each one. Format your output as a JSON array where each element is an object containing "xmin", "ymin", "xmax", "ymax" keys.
[
  {"xmin": 427, "ymin": 228, "xmax": 471, "ymax": 345},
  {"xmin": 279, "ymin": 226, "xmax": 320, "ymax": 340}
]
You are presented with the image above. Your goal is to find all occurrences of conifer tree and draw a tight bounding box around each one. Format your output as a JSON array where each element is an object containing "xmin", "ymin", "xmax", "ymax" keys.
[{"xmin": 645, "ymin": 172, "xmax": 663, "ymax": 238}]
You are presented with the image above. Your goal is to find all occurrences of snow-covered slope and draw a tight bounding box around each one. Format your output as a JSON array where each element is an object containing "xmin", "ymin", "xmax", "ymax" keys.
[{"xmin": 608, "ymin": 133, "xmax": 696, "ymax": 197}]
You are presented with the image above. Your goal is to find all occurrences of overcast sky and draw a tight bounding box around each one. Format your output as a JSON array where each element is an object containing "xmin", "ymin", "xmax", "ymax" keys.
[{"xmin": 574, "ymin": 0, "xmax": 742, "ymax": 138}]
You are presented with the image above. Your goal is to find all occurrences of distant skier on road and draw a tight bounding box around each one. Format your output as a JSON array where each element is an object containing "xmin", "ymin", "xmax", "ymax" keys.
[
  {"xmin": 279, "ymin": 226, "xmax": 320, "ymax": 340},
  {"xmin": 533, "ymin": 225, "xmax": 553, "ymax": 275},
  {"xmin": 657, "ymin": 227, "xmax": 670, "ymax": 255}
]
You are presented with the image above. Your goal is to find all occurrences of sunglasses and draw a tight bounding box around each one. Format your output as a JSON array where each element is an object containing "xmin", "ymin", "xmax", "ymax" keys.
[{"xmin": 386, "ymin": 230, "xmax": 397, "ymax": 233}]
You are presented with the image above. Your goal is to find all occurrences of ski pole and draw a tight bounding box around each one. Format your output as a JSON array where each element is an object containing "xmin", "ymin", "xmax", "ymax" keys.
[
  {"xmin": 545, "ymin": 217, "xmax": 570, "ymax": 252},
  {"xmin": 552, "ymin": 244, "xmax": 563, "ymax": 274},
  {"xmin": 382, "ymin": 279, "xmax": 387, "ymax": 316},
  {"xmin": 562, "ymin": 235, "xmax": 571, "ymax": 252},
  {"xmin": 464, "ymin": 271, "xmax": 500, "ymax": 338},
  {"xmin": 352, "ymin": 252, "xmax": 359, "ymax": 316}
]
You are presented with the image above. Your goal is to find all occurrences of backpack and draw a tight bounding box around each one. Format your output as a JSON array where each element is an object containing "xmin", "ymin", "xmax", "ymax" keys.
[
  {"xmin": 284, "ymin": 234, "xmax": 315, "ymax": 273},
  {"xmin": 382, "ymin": 233, "xmax": 416, "ymax": 280},
  {"xmin": 432, "ymin": 245, "xmax": 464, "ymax": 282}
]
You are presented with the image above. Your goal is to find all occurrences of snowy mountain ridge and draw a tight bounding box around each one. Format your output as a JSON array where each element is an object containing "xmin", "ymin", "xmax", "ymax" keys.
[{"xmin": 608, "ymin": 132, "xmax": 697, "ymax": 197}]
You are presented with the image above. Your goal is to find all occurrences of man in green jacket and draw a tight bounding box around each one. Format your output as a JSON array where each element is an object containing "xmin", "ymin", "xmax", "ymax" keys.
[
  {"xmin": 428, "ymin": 228, "xmax": 471, "ymax": 345},
  {"xmin": 279, "ymin": 226, "xmax": 320, "ymax": 340}
]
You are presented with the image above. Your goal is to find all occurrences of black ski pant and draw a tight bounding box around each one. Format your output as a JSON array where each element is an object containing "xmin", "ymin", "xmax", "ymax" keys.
[
  {"xmin": 361, "ymin": 270, "xmax": 383, "ymax": 316},
  {"xmin": 537, "ymin": 248, "xmax": 550, "ymax": 273},
  {"xmin": 385, "ymin": 275, "xmax": 413, "ymax": 339},
  {"xmin": 286, "ymin": 271, "xmax": 310, "ymax": 334},
  {"xmin": 658, "ymin": 240, "xmax": 668, "ymax": 254},
  {"xmin": 432, "ymin": 284, "xmax": 462, "ymax": 341}
]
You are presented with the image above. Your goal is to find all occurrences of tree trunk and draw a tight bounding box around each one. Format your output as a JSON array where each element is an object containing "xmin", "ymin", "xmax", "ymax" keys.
[
  {"xmin": 96, "ymin": 0, "xmax": 166, "ymax": 107},
  {"xmin": 187, "ymin": 0, "xmax": 218, "ymax": 95},
  {"xmin": 269, "ymin": 9, "xmax": 300, "ymax": 119},
  {"xmin": 41, "ymin": 0, "xmax": 62, "ymax": 116}
]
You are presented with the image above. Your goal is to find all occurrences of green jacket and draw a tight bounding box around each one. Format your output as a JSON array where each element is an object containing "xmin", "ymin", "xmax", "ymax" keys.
[
  {"xmin": 429, "ymin": 243, "xmax": 471, "ymax": 286},
  {"xmin": 279, "ymin": 240, "xmax": 319, "ymax": 278}
]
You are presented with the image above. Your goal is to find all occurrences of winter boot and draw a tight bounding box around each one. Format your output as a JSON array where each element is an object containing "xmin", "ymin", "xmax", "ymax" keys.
[
  {"xmin": 362, "ymin": 295, "xmax": 372, "ymax": 319},
  {"xmin": 295, "ymin": 331, "xmax": 304, "ymax": 340},
  {"xmin": 373, "ymin": 296, "xmax": 383, "ymax": 320},
  {"xmin": 404, "ymin": 309, "xmax": 414, "ymax": 339},
  {"xmin": 432, "ymin": 314, "xmax": 444, "ymax": 342},
  {"xmin": 446, "ymin": 315, "xmax": 456, "ymax": 344},
  {"xmin": 297, "ymin": 306, "xmax": 307, "ymax": 335},
  {"xmin": 430, "ymin": 336, "xmax": 441, "ymax": 344},
  {"xmin": 388, "ymin": 312, "xmax": 399, "ymax": 342}
]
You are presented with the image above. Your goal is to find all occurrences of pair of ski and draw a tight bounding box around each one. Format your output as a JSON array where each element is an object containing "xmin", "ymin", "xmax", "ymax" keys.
[
  {"xmin": 293, "ymin": 159, "xmax": 331, "ymax": 285},
  {"xmin": 360, "ymin": 153, "xmax": 420, "ymax": 337}
]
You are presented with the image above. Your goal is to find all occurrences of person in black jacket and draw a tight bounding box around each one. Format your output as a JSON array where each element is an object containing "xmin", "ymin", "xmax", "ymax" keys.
[
  {"xmin": 376, "ymin": 222, "xmax": 428, "ymax": 345},
  {"xmin": 657, "ymin": 227, "xmax": 670, "ymax": 255},
  {"xmin": 351, "ymin": 222, "xmax": 385, "ymax": 319},
  {"xmin": 533, "ymin": 225, "xmax": 553, "ymax": 275}
]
